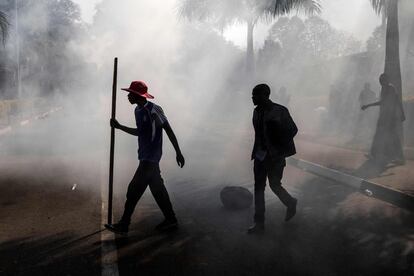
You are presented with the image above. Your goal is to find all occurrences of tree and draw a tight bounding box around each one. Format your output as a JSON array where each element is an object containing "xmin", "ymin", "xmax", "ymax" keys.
[
  {"xmin": 0, "ymin": 0, "xmax": 86, "ymax": 97},
  {"xmin": 366, "ymin": 25, "xmax": 386, "ymax": 52},
  {"xmin": 262, "ymin": 15, "xmax": 361, "ymax": 66},
  {"xmin": 301, "ymin": 16, "xmax": 362, "ymax": 59},
  {"xmin": 257, "ymin": 38, "xmax": 282, "ymax": 71},
  {"xmin": 180, "ymin": 0, "xmax": 321, "ymax": 74},
  {"xmin": 370, "ymin": 0, "xmax": 402, "ymax": 98},
  {"xmin": 370, "ymin": 0, "xmax": 405, "ymax": 142},
  {"xmin": 267, "ymin": 16, "xmax": 304, "ymax": 64},
  {"xmin": 0, "ymin": 11, "xmax": 9, "ymax": 44}
]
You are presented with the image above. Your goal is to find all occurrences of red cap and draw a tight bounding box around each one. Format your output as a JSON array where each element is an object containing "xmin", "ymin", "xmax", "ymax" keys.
[{"xmin": 121, "ymin": 81, "xmax": 154, "ymax": 99}]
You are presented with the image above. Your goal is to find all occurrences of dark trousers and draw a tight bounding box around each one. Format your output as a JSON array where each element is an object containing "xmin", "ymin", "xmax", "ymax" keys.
[
  {"xmin": 120, "ymin": 161, "xmax": 176, "ymax": 225},
  {"xmin": 254, "ymin": 156, "xmax": 294, "ymax": 223}
]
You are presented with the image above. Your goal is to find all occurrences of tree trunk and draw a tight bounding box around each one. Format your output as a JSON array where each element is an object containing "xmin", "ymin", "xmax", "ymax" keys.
[
  {"xmin": 404, "ymin": 19, "xmax": 414, "ymax": 92},
  {"xmin": 384, "ymin": 0, "xmax": 402, "ymax": 99},
  {"xmin": 246, "ymin": 19, "xmax": 255, "ymax": 75},
  {"xmin": 384, "ymin": 0, "xmax": 404, "ymax": 145}
]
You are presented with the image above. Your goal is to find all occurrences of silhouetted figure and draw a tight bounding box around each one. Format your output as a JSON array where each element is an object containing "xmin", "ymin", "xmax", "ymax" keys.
[
  {"xmin": 328, "ymin": 85, "xmax": 338, "ymax": 112},
  {"xmin": 248, "ymin": 84, "xmax": 298, "ymax": 234},
  {"xmin": 362, "ymin": 74, "xmax": 405, "ymax": 166},
  {"xmin": 105, "ymin": 81, "xmax": 185, "ymax": 234},
  {"xmin": 328, "ymin": 84, "xmax": 343, "ymax": 132},
  {"xmin": 352, "ymin": 82, "xmax": 377, "ymax": 143}
]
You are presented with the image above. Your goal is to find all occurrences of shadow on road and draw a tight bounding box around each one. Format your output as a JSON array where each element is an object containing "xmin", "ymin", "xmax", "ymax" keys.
[
  {"xmin": 0, "ymin": 231, "xmax": 102, "ymax": 276},
  {"xmin": 107, "ymin": 177, "xmax": 414, "ymax": 276}
]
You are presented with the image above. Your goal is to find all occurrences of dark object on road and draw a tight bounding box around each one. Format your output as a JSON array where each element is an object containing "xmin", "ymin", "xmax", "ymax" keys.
[{"xmin": 220, "ymin": 186, "xmax": 253, "ymax": 210}]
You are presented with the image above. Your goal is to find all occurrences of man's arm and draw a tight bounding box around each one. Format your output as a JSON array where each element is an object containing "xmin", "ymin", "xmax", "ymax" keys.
[
  {"xmin": 361, "ymin": 101, "xmax": 381, "ymax": 110},
  {"xmin": 267, "ymin": 108, "xmax": 297, "ymax": 141},
  {"xmin": 163, "ymin": 122, "xmax": 185, "ymax": 168},
  {"xmin": 251, "ymin": 109, "xmax": 258, "ymax": 160},
  {"xmin": 283, "ymin": 109, "xmax": 298, "ymax": 139},
  {"xmin": 110, "ymin": 118, "xmax": 139, "ymax": 136}
]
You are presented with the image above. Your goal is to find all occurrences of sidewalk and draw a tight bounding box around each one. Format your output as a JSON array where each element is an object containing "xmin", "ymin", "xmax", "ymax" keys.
[
  {"xmin": 295, "ymin": 139, "xmax": 414, "ymax": 196},
  {"xmin": 299, "ymin": 133, "xmax": 414, "ymax": 160}
]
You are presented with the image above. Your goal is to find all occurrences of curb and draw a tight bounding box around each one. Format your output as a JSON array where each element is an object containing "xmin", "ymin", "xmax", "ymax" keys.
[
  {"xmin": 287, "ymin": 157, "xmax": 414, "ymax": 212},
  {"xmin": 0, "ymin": 107, "xmax": 63, "ymax": 137}
]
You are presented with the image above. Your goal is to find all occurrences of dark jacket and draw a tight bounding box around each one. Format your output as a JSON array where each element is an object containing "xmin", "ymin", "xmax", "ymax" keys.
[{"xmin": 251, "ymin": 100, "xmax": 298, "ymax": 160}]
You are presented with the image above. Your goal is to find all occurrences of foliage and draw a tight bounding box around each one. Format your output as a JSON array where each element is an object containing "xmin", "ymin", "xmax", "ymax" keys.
[
  {"xmin": 270, "ymin": 0, "xmax": 321, "ymax": 16},
  {"xmin": 0, "ymin": 0, "xmax": 88, "ymax": 98},
  {"xmin": 257, "ymin": 39, "xmax": 282, "ymax": 70},
  {"xmin": 366, "ymin": 25, "xmax": 386, "ymax": 52},
  {"xmin": 370, "ymin": 0, "xmax": 389, "ymax": 15},
  {"xmin": 301, "ymin": 16, "xmax": 362, "ymax": 59},
  {"xmin": 180, "ymin": 0, "xmax": 321, "ymax": 27},
  {"xmin": 260, "ymin": 16, "xmax": 362, "ymax": 64},
  {"xmin": 180, "ymin": 0, "xmax": 321, "ymax": 73}
]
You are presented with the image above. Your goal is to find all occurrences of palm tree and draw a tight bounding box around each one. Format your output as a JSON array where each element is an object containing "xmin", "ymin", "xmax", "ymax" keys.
[
  {"xmin": 0, "ymin": 10, "xmax": 9, "ymax": 44},
  {"xmin": 370, "ymin": 1, "xmax": 401, "ymax": 97},
  {"xmin": 180, "ymin": 0, "xmax": 321, "ymax": 73},
  {"xmin": 370, "ymin": 0, "xmax": 405, "ymax": 143}
]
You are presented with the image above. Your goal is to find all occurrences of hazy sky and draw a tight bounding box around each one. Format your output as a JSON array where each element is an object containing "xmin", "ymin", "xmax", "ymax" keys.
[{"xmin": 73, "ymin": 0, "xmax": 381, "ymax": 48}]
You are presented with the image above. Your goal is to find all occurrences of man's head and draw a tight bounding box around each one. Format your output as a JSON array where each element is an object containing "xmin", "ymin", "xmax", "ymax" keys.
[
  {"xmin": 121, "ymin": 81, "xmax": 154, "ymax": 106},
  {"xmin": 252, "ymin": 83, "xmax": 271, "ymax": 106},
  {"xmin": 128, "ymin": 92, "xmax": 147, "ymax": 106},
  {"xmin": 379, "ymin": 73, "xmax": 390, "ymax": 86}
]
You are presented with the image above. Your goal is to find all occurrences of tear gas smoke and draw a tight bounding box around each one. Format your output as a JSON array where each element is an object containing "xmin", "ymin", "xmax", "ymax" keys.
[{"xmin": 1, "ymin": 0, "xmax": 413, "ymax": 217}]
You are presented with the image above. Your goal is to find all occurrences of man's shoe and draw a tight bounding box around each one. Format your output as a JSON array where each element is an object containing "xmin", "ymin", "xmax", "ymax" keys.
[
  {"xmin": 285, "ymin": 198, "xmax": 297, "ymax": 222},
  {"xmin": 104, "ymin": 222, "xmax": 129, "ymax": 235},
  {"xmin": 155, "ymin": 218, "xmax": 178, "ymax": 231},
  {"xmin": 247, "ymin": 223, "xmax": 264, "ymax": 234}
]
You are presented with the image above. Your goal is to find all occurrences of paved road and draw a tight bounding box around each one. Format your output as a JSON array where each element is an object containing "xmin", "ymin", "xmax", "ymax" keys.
[
  {"xmin": 0, "ymin": 111, "xmax": 104, "ymax": 275},
  {"xmin": 1, "ymin": 112, "xmax": 413, "ymax": 275}
]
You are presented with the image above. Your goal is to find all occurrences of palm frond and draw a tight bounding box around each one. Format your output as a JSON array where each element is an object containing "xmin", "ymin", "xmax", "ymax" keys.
[
  {"xmin": 0, "ymin": 11, "xmax": 9, "ymax": 44},
  {"xmin": 179, "ymin": 0, "xmax": 321, "ymax": 27},
  {"xmin": 273, "ymin": 0, "xmax": 322, "ymax": 16},
  {"xmin": 179, "ymin": 0, "xmax": 245, "ymax": 27},
  {"xmin": 370, "ymin": 0, "xmax": 388, "ymax": 16}
]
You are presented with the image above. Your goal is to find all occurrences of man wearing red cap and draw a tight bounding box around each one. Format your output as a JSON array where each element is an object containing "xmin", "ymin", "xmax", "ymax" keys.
[{"xmin": 105, "ymin": 81, "xmax": 185, "ymax": 234}]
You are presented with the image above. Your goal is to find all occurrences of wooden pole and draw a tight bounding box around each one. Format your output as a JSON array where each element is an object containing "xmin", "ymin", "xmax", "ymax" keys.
[{"xmin": 108, "ymin": 57, "xmax": 118, "ymax": 224}]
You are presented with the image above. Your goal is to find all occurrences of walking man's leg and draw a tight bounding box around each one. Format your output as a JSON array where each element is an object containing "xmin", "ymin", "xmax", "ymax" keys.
[
  {"xmin": 148, "ymin": 164, "xmax": 177, "ymax": 230},
  {"xmin": 267, "ymin": 160, "xmax": 297, "ymax": 221},
  {"xmin": 105, "ymin": 162, "xmax": 149, "ymax": 234},
  {"xmin": 120, "ymin": 163, "xmax": 149, "ymax": 225},
  {"xmin": 248, "ymin": 159, "xmax": 267, "ymax": 234}
]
